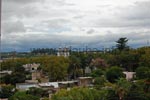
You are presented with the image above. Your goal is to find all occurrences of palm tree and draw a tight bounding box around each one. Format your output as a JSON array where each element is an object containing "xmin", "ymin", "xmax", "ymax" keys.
[
  {"xmin": 115, "ymin": 78, "xmax": 131, "ymax": 100},
  {"xmin": 68, "ymin": 55, "xmax": 81, "ymax": 79}
]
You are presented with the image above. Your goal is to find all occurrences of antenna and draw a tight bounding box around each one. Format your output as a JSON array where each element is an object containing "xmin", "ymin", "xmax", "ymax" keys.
[{"xmin": 147, "ymin": 40, "xmax": 149, "ymax": 46}]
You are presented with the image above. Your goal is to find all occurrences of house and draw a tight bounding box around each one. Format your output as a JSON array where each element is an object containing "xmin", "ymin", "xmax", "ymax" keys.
[
  {"xmin": 38, "ymin": 81, "xmax": 78, "ymax": 92},
  {"xmin": 58, "ymin": 81, "xmax": 78, "ymax": 89},
  {"xmin": 85, "ymin": 67, "xmax": 91, "ymax": 74},
  {"xmin": 25, "ymin": 80, "xmax": 39, "ymax": 83},
  {"xmin": 39, "ymin": 82, "xmax": 59, "ymax": 93},
  {"xmin": 22, "ymin": 63, "xmax": 40, "ymax": 72},
  {"xmin": 39, "ymin": 82, "xmax": 59, "ymax": 89},
  {"xmin": 32, "ymin": 71, "xmax": 42, "ymax": 80},
  {"xmin": 16, "ymin": 83, "xmax": 39, "ymax": 91},
  {"xmin": 123, "ymin": 71, "xmax": 136, "ymax": 81},
  {"xmin": 0, "ymin": 99, "xmax": 8, "ymax": 100},
  {"xmin": 78, "ymin": 77, "xmax": 93, "ymax": 87}
]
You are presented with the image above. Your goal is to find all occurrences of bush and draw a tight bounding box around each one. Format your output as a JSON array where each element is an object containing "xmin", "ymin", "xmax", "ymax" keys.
[
  {"xmin": 106, "ymin": 66, "xmax": 124, "ymax": 83},
  {"xmin": 26, "ymin": 87, "xmax": 49, "ymax": 97}
]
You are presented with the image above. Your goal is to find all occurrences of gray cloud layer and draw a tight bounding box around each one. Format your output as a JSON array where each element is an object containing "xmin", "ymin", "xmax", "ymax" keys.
[{"xmin": 2, "ymin": 0, "xmax": 150, "ymax": 51}]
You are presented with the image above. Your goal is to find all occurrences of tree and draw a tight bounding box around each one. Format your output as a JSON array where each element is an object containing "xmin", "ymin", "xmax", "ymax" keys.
[
  {"xmin": 107, "ymin": 49, "xmax": 141, "ymax": 71},
  {"xmin": 1, "ymin": 58, "xmax": 30, "ymax": 71},
  {"xmin": 26, "ymin": 87, "xmax": 48, "ymax": 98},
  {"xmin": 80, "ymin": 53, "xmax": 93, "ymax": 72},
  {"xmin": 0, "ymin": 85, "xmax": 15, "ymax": 99},
  {"xmin": 136, "ymin": 67, "xmax": 150, "ymax": 79},
  {"xmin": 51, "ymin": 87, "xmax": 107, "ymax": 100},
  {"xmin": 8, "ymin": 92, "xmax": 39, "ymax": 100},
  {"xmin": 124, "ymin": 83, "xmax": 149, "ymax": 100},
  {"xmin": 2, "ymin": 69, "xmax": 26, "ymax": 85},
  {"xmin": 90, "ymin": 58, "xmax": 108, "ymax": 70},
  {"xmin": 90, "ymin": 69, "xmax": 104, "ymax": 78},
  {"xmin": 137, "ymin": 47, "xmax": 150, "ymax": 68},
  {"xmin": 116, "ymin": 37, "xmax": 129, "ymax": 51},
  {"xmin": 115, "ymin": 78, "xmax": 131, "ymax": 100},
  {"xmin": 94, "ymin": 76, "xmax": 107, "ymax": 89},
  {"xmin": 42, "ymin": 56, "xmax": 69, "ymax": 81},
  {"xmin": 106, "ymin": 89, "xmax": 119, "ymax": 100},
  {"xmin": 68, "ymin": 55, "xmax": 81, "ymax": 79},
  {"xmin": 106, "ymin": 66, "xmax": 124, "ymax": 83}
]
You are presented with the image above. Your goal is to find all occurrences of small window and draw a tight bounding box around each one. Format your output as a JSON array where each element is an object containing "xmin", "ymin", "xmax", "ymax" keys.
[{"xmin": 32, "ymin": 68, "xmax": 34, "ymax": 70}]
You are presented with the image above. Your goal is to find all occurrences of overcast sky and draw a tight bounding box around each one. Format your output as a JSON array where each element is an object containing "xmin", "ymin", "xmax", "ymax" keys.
[{"xmin": 2, "ymin": 0, "xmax": 150, "ymax": 52}]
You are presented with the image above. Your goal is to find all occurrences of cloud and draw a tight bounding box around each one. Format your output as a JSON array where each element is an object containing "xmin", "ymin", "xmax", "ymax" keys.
[
  {"xmin": 2, "ymin": 31, "xmax": 150, "ymax": 51},
  {"xmin": 1, "ymin": 0, "xmax": 150, "ymax": 51},
  {"xmin": 120, "ymin": 1, "xmax": 150, "ymax": 20},
  {"xmin": 5, "ymin": 0, "xmax": 43, "ymax": 4},
  {"xmin": 2, "ymin": 21, "xmax": 26, "ymax": 34},
  {"xmin": 86, "ymin": 29, "xmax": 95, "ymax": 34},
  {"xmin": 44, "ymin": 19, "xmax": 70, "ymax": 28}
]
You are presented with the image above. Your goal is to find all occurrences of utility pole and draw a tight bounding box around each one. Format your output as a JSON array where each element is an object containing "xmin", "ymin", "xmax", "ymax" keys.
[
  {"xmin": 0, "ymin": 0, "xmax": 2, "ymax": 63},
  {"xmin": 0, "ymin": 0, "xmax": 2, "ymax": 71}
]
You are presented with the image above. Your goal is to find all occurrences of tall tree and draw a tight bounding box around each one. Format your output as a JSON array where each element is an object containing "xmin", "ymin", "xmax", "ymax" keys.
[{"xmin": 116, "ymin": 37, "xmax": 129, "ymax": 51}]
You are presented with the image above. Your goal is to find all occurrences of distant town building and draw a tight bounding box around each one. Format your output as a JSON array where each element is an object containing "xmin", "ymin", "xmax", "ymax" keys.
[{"xmin": 57, "ymin": 47, "xmax": 70, "ymax": 57}]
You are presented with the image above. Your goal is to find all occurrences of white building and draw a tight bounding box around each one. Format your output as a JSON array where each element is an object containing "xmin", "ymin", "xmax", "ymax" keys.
[
  {"xmin": 123, "ymin": 71, "xmax": 136, "ymax": 81},
  {"xmin": 22, "ymin": 63, "xmax": 40, "ymax": 72},
  {"xmin": 16, "ymin": 83, "xmax": 39, "ymax": 90},
  {"xmin": 57, "ymin": 47, "xmax": 70, "ymax": 57},
  {"xmin": 85, "ymin": 67, "xmax": 91, "ymax": 74}
]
